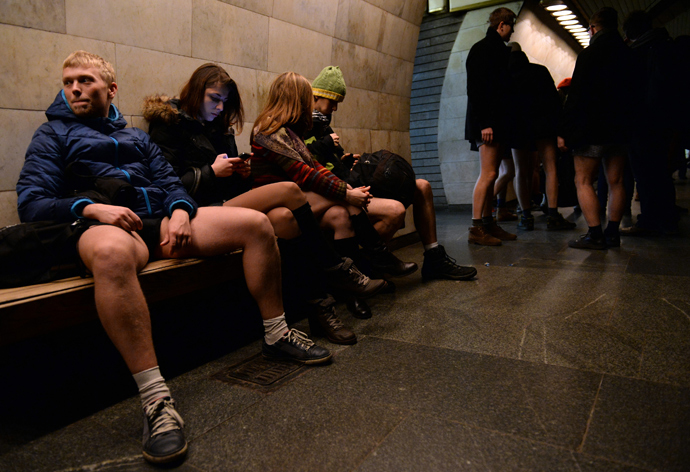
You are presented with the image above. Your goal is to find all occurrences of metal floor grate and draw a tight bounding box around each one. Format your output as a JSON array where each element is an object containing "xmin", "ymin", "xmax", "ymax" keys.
[{"xmin": 211, "ymin": 354, "xmax": 307, "ymax": 392}]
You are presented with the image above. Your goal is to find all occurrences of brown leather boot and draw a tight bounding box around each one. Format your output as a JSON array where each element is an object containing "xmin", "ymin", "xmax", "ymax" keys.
[
  {"xmin": 468, "ymin": 226, "xmax": 502, "ymax": 246},
  {"xmin": 496, "ymin": 207, "xmax": 518, "ymax": 222},
  {"xmin": 308, "ymin": 297, "xmax": 357, "ymax": 345},
  {"xmin": 487, "ymin": 222, "xmax": 517, "ymax": 241}
]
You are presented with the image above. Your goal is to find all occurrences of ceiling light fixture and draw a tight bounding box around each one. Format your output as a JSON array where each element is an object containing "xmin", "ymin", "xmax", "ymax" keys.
[
  {"xmin": 557, "ymin": 14, "xmax": 576, "ymax": 20},
  {"xmin": 552, "ymin": 10, "xmax": 573, "ymax": 16},
  {"xmin": 560, "ymin": 19, "xmax": 579, "ymax": 25}
]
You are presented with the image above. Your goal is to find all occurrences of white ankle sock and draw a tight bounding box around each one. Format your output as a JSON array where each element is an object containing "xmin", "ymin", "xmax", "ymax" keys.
[
  {"xmin": 263, "ymin": 314, "xmax": 288, "ymax": 345},
  {"xmin": 424, "ymin": 242, "xmax": 439, "ymax": 251},
  {"xmin": 133, "ymin": 366, "xmax": 171, "ymax": 408}
]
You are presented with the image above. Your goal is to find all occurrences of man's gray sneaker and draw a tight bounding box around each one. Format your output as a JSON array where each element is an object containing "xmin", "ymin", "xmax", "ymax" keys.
[
  {"xmin": 262, "ymin": 329, "xmax": 332, "ymax": 365},
  {"xmin": 142, "ymin": 396, "xmax": 188, "ymax": 464}
]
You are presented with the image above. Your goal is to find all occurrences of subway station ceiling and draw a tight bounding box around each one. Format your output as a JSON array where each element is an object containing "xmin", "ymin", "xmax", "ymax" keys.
[{"xmin": 572, "ymin": 0, "xmax": 690, "ymax": 38}]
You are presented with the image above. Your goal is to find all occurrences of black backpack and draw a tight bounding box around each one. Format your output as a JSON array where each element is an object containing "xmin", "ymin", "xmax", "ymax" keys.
[
  {"xmin": 347, "ymin": 150, "xmax": 416, "ymax": 208},
  {"xmin": 0, "ymin": 220, "xmax": 87, "ymax": 288}
]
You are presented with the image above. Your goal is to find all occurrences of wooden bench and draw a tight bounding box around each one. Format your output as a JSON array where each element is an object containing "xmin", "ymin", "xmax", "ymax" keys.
[{"xmin": 0, "ymin": 252, "xmax": 243, "ymax": 348}]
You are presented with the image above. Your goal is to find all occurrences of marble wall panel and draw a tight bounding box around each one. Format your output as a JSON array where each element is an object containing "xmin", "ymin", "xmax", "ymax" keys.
[
  {"xmin": 0, "ymin": 25, "xmax": 115, "ymax": 110},
  {"xmin": 114, "ymin": 46, "xmax": 205, "ymax": 116},
  {"xmin": 267, "ymin": 19, "xmax": 332, "ymax": 79},
  {"xmin": 439, "ymin": 138, "xmax": 471, "ymax": 162},
  {"xmin": 0, "ymin": 0, "xmax": 65, "ymax": 33},
  {"xmin": 378, "ymin": 54, "xmax": 413, "ymax": 97},
  {"xmin": 0, "ymin": 191, "xmax": 20, "ymax": 227},
  {"xmin": 438, "ymin": 117, "xmax": 463, "ymax": 143},
  {"xmin": 332, "ymin": 87, "xmax": 379, "ymax": 130},
  {"xmin": 440, "ymin": 160, "xmax": 479, "ymax": 184},
  {"xmin": 333, "ymin": 127, "xmax": 372, "ymax": 155},
  {"xmin": 234, "ymin": 121, "xmax": 253, "ymax": 154},
  {"xmin": 370, "ymin": 130, "xmax": 411, "ymax": 158},
  {"xmin": 272, "ymin": 0, "xmax": 338, "ymax": 36},
  {"xmin": 380, "ymin": 13, "xmax": 418, "ymax": 62},
  {"xmin": 255, "ymin": 70, "xmax": 281, "ymax": 117},
  {"xmin": 366, "ymin": 0, "xmax": 405, "ymax": 17},
  {"xmin": 192, "ymin": 0, "xmax": 269, "ymax": 70},
  {"xmin": 401, "ymin": 0, "xmax": 427, "ymax": 26},
  {"xmin": 450, "ymin": 26, "xmax": 486, "ymax": 53},
  {"xmin": 0, "ymin": 110, "xmax": 48, "ymax": 191},
  {"xmin": 334, "ymin": 0, "xmax": 385, "ymax": 51},
  {"xmin": 331, "ymin": 39, "xmax": 380, "ymax": 92},
  {"xmin": 441, "ymin": 71, "xmax": 467, "ymax": 99},
  {"xmin": 376, "ymin": 93, "xmax": 410, "ymax": 132},
  {"xmin": 65, "ymin": 0, "xmax": 191, "ymax": 56},
  {"xmin": 218, "ymin": 0, "xmax": 274, "ymax": 16},
  {"xmin": 443, "ymin": 181, "xmax": 476, "ymax": 205},
  {"xmin": 446, "ymin": 50, "xmax": 467, "ymax": 76},
  {"xmin": 438, "ymin": 95, "xmax": 466, "ymax": 120}
]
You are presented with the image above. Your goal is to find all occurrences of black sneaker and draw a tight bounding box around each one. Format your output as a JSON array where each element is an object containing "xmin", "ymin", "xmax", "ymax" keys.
[
  {"xmin": 308, "ymin": 296, "xmax": 357, "ymax": 345},
  {"xmin": 546, "ymin": 213, "xmax": 576, "ymax": 230},
  {"xmin": 605, "ymin": 233, "xmax": 620, "ymax": 247},
  {"xmin": 262, "ymin": 329, "xmax": 332, "ymax": 365},
  {"xmin": 142, "ymin": 397, "xmax": 188, "ymax": 464},
  {"xmin": 517, "ymin": 214, "xmax": 535, "ymax": 231},
  {"xmin": 326, "ymin": 258, "xmax": 387, "ymax": 298},
  {"xmin": 568, "ymin": 231, "xmax": 606, "ymax": 250},
  {"xmin": 422, "ymin": 245, "xmax": 477, "ymax": 281}
]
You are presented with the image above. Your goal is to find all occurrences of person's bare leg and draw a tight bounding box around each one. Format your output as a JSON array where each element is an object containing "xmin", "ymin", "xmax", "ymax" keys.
[
  {"xmin": 537, "ymin": 138, "xmax": 559, "ymax": 208},
  {"xmin": 412, "ymin": 179, "xmax": 437, "ymax": 246},
  {"xmin": 603, "ymin": 154, "xmax": 627, "ymax": 223},
  {"xmin": 157, "ymin": 207, "xmax": 284, "ymax": 320},
  {"xmin": 573, "ymin": 155, "xmax": 602, "ymax": 227},
  {"xmin": 265, "ymin": 207, "xmax": 301, "ymax": 239},
  {"xmin": 366, "ymin": 197, "xmax": 406, "ymax": 242},
  {"xmin": 511, "ymin": 148, "xmax": 534, "ymax": 214},
  {"xmin": 473, "ymin": 143, "xmax": 503, "ymax": 219},
  {"xmin": 78, "ymin": 225, "xmax": 152, "ymax": 374},
  {"xmin": 493, "ymin": 158, "xmax": 515, "ymax": 198},
  {"xmin": 224, "ymin": 181, "xmax": 306, "ymax": 212}
]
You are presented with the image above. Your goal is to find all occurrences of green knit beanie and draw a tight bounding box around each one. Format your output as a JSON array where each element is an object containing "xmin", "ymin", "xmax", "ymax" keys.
[{"xmin": 312, "ymin": 66, "xmax": 346, "ymax": 103}]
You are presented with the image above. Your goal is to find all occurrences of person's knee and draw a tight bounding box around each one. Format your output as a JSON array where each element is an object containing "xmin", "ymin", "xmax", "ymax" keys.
[
  {"xmin": 278, "ymin": 181, "xmax": 307, "ymax": 207},
  {"xmin": 86, "ymin": 236, "xmax": 140, "ymax": 276},
  {"xmin": 321, "ymin": 205, "xmax": 350, "ymax": 230},
  {"xmin": 266, "ymin": 207, "xmax": 299, "ymax": 239},
  {"xmin": 416, "ymin": 179, "xmax": 433, "ymax": 199}
]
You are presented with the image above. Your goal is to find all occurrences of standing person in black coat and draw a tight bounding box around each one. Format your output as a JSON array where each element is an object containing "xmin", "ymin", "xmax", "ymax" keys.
[
  {"xmin": 558, "ymin": 7, "xmax": 637, "ymax": 250},
  {"xmin": 465, "ymin": 7, "xmax": 518, "ymax": 246},
  {"xmin": 621, "ymin": 11, "xmax": 681, "ymax": 235},
  {"xmin": 508, "ymin": 44, "xmax": 576, "ymax": 231}
]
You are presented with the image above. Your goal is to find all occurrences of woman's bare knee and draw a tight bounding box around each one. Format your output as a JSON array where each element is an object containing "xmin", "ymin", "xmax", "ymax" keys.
[{"xmin": 266, "ymin": 207, "xmax": 300, "ymax": 239}]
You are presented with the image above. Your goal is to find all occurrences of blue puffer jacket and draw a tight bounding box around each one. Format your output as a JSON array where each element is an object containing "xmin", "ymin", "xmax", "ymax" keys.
[{"xmin": 17, "ymin": 91, "xmax": 197, "ymax": 223}]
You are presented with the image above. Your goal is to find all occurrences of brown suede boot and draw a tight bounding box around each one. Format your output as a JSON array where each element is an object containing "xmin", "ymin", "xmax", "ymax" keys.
[
  {"xmin": 496, "ymin": 207, "xmax": 518, "ymax": 222},
  {"xmin": 487, "ymin": 222, "xmax": 517, "ymax": 241},
  {"xmin": 468, "ymin": 226, "xmax": 502, "ymax": 246}
]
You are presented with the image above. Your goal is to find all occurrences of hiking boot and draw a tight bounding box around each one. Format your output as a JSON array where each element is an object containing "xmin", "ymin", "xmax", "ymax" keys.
[
  {"xmin": 363, "ymin": 243, "xmax": 418, "ymax": 278},
  {"xmin": 517, "ymin": 214, "xmax": 535, "ymax": 231},
  {"xmin": 568, "ymin": 231, "xmax": 606, "ymax": 250},
  {"xmin": 546, "ymin": 213, "xmax": 576, "ymax": 231},
  {"xmin": 487, "ymin": 222, "xmax": 517, "ymax": 241},
  {"xmin": 468, "ymin": 226, "xmax": 502, "ymax": 246},
  {"xmin": 326, "ymin": 258, "xmax": 387, "ymax": 298},
  {"xmin": 142, "ymin": 397, "xmax": 188, "ymax": 464},
  {"xmin": 262, "ymin": 329, "xmax": 332, "ymax": 365},
  {"xmin": 308, "ymin": 297, "xmax": 357, "ymax": 345},
  {"xmin": 495, "ymin": 207, "xmax": 518, "ymax": 222},
  {"xmin": 346, "ymin": 297, "xmax": 372, "ymax": 319},
  {"xmin": 422, "ymin": 245, "xmax": 477, "ymax": 281}
]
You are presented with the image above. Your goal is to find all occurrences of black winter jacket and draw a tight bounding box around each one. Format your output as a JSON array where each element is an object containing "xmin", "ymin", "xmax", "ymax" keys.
[
  {"xmin": 559, "ymin": 29, "xmax": 637, "ymax": 148},
  {"xmin": 144, "ymin": 97, "xmax": 250, "ymax": 207},
  {"xmin": 465, "ymin": 27, "xmax": 512, "ymax": 145}
]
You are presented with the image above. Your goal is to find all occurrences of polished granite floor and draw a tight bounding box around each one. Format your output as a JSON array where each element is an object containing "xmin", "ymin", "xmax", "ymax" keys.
[{"xmin": 1, "ymin": 180, "xmax": 689, "ymax": 472}]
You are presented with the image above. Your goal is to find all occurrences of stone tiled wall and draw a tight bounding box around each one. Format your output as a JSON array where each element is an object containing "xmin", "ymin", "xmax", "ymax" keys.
[
  {"xmin": 438, "ymin": 2, "xmax": 578, "ymax": 206},
  {"xmin": 0, "ymin": 0, "xmax": 426, "ymax": 228}
]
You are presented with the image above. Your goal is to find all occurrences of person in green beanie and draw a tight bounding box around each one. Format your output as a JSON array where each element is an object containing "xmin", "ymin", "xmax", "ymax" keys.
[{"xmin": 304, "ymin": 66, "xmax": 477, "ymax": 283}]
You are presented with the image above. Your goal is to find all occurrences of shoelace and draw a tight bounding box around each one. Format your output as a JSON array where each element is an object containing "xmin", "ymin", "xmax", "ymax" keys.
[
  {"xmin": 145, "ymin": 397, "xmax": 184, "ymax": 438},
  {"xmin": 321, "ymin": 307, "xmax": 345, "ymax": 330},
  {"xmin": 285, "ymin": 329, "xmax": 315, "ymax": 349},
  {"xmin": 346, "ymin": 263, "xmax": 370, "ymax": 286}
]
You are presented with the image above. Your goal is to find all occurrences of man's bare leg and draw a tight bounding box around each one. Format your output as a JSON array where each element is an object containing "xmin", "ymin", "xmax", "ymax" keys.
[
  {"xmin": 365, "ymin": 197, "xmax": 405, "ymax": 243},
  {"xmin": 569, "ymin": 155, "xmax": 608, "ymax": 249},
  {"xmin": 512, "ymin": 148, "xmax": 535, "ymax": 230}
]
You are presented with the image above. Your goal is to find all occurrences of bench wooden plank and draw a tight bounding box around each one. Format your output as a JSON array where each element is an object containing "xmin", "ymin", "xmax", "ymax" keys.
[{"xmin": 0, "ymin": 251, "xmax": 243, "ymax": 347}]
